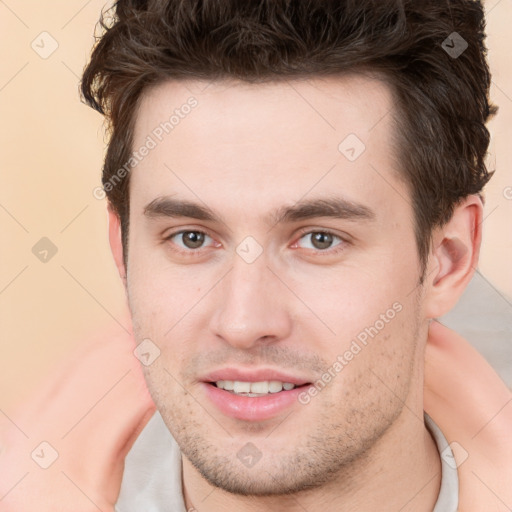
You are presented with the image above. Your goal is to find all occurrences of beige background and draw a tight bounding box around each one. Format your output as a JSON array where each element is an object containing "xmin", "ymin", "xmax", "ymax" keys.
[{"xmin": 1, "ymin": 0, "xmax": 511, "ymax": 410}]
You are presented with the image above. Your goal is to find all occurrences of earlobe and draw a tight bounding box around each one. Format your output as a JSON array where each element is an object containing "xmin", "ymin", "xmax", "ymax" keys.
[
  {"xmin": 424, "ymin": 195, "xmax": 483, "ymax": 318},
  {"xmin": 107, "ymin": 205, "xmax": 127, "ymax": 285}
]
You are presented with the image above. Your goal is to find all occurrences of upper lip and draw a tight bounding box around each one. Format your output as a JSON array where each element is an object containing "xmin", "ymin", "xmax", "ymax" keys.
[{"xmin": 201, "ymin": 368, "xmax": 311, "ymax": 386}]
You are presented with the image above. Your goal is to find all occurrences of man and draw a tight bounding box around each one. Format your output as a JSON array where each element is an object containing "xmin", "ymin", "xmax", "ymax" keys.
[
  {"xmin": 83, "ymin": 0, "xmax": 510, "ymax": 510},
  {"xmin": 1, "ymin": 0, "xmax": 511, "ymax": 511}
]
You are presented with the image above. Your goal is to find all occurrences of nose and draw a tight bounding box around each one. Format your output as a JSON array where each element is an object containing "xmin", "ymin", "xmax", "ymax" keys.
[{"xmin": 208, "ymin": 254, "xmax": 293, "ymax": 350}]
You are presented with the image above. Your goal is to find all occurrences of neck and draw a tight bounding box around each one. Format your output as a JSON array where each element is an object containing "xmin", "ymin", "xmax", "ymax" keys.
[{"xmin": 182, "ymin": 408, "xmax": 442, "ymax": 512}]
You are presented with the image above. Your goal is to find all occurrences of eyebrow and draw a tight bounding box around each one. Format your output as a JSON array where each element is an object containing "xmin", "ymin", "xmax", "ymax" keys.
[{"xmin": 143, "ymin": 195, "xmax": 376, "ymax": 226}]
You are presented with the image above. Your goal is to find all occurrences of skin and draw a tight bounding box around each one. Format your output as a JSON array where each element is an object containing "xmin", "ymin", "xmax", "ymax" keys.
[{"xmin": 108, "ymin": 75, "xmax": 482, "ymax": 511}]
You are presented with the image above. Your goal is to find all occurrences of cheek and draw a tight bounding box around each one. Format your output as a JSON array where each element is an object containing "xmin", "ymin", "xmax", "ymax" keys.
[
  {"xmin": 290, "ymin": 265, "xmax": 412, "ymax": 339},
  {"xmin": 126, "ymin": 261, "xmax": 217, "ymax": 393},
  {"xmin": 287, "ymin": 258, "xmax": 422, "ymax": 388},
  {"xmin": 311, "ymin": 312, "xmax": 420, "ymax": 433},
  {"xmin": 126, "ymin": 244, "xmax": 209, "ymax": 335},
  {"xmin": 140, "ymin": 357, "xmax": 198, "ymax": 433}
]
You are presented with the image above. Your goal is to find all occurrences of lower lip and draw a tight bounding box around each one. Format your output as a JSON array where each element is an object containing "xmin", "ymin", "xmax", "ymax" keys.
[{"xmin": 201, "ymin": 382, "xmax": 311, "ymax": 422}]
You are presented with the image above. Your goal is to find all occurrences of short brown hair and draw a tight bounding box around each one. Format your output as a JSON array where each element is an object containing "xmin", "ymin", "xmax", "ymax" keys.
[{"xmin": 81, "ymin": 0, "xmax": 496, "ymax": 273}]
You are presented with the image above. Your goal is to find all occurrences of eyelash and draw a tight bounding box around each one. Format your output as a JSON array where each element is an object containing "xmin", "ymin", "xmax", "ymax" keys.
[{"xmin": 164, "ymin": 228, "xmax": 348, "ymax": 257}]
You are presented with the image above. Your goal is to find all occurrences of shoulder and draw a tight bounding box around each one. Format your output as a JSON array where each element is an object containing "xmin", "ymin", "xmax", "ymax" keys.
[{"xmin": 425, "ymin": 320, "xmax": 512, "ymax": 511}]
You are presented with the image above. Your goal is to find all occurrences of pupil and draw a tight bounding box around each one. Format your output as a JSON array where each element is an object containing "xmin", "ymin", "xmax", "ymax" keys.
[
  {"xmin": 184, "ymin": 231, "xmax": 204, "ymax": 249},
  {"xmin": 312, "ymin": 232, "xmax": 332, "ymax": 250}
]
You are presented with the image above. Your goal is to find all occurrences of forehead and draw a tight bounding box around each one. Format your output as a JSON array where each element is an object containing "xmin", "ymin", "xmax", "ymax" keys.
[
  {"xmin": 134, "ymin": 74, "xmax": 393, "ymax": 151},
  {"xmin": 129, "ymin": 75, "xmax": 407, "ymax": 224}
]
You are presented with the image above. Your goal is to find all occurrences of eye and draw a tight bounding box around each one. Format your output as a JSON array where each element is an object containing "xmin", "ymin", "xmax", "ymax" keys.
[
  {"xmin": 166, "ymin": 230, "xmax": 216, "ymax": 252},
  {"xmin": 294, "ymin": 230, "xmax": 345, "ymax": 254}
]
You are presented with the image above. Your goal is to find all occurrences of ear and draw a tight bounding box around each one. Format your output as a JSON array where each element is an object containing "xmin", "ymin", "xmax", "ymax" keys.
[
  {"xmin": 107, "ymin": 204, "xmax": 127, "ymax": 287},
  {"xmin": 423, "ymin": 195, "xmax": 483, "ymax": 319}
]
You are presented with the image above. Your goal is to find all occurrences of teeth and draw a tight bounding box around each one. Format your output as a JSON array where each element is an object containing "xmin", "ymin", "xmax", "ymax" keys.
[
  {"xmin": 223, "ymin": 380, "xmax": 234, "ymax": 391},
  {"xmin": 215, "ymin": 380, "xmax": 298, "ymax": 395},
  {"xmin": 250, "ymin": 381, "xmax": 269, "ymax": 393},
  {"xmin": 268, "ymin": 380, "xmax": 284, "ymax": 393},
  {"xmin": 233, "ymin": 381, "xmax": 251, "ymax": 393}
]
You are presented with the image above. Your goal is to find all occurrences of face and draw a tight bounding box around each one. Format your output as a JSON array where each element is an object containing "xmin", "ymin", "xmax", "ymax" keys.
[{"xmin": 124, "ymin": 75, "xmax": 429, "ymax": 495}]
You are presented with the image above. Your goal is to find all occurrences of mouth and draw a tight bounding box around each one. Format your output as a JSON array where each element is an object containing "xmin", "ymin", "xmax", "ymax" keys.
[{"xmin": 200, "ymin": 371, "xmax": 314, "ymax": 421}]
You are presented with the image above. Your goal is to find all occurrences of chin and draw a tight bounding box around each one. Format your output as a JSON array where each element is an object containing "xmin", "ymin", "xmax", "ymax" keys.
[{"xmin": 192, "ymin": 458, "xmax": 329, "ymax": 497}]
